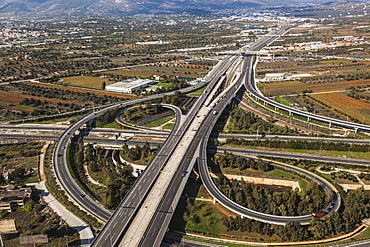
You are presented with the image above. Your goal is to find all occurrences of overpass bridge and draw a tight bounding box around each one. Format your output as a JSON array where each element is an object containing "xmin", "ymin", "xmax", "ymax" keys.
[{"xmin": 53, "ymin": 24, "xmax": 343, "ymax": 247}]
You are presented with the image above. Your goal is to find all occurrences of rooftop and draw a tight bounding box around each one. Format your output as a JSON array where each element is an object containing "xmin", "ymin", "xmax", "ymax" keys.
[{"xmin": 107, "ymin": 78, "xmax": 154, "ymax": 89}]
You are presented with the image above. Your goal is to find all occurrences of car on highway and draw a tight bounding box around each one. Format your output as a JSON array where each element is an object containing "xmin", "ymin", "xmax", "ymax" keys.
[{"xmin": 311, "ymin": 212, "xmax": 326, "ymax": 217}]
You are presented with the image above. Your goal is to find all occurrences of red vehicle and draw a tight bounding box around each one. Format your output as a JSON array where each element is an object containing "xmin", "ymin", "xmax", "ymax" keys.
[{"xmin": 312, "ymin": 212, "xmax": 325, "ymax": 218}]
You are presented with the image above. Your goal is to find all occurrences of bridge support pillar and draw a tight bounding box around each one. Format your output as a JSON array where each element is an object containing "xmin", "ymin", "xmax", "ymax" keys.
[
  {"xmin": 213, "ymin": 198, "xmax": 218, "ymax": 204},
  {"xmin": 289, "ymin": 111, "xmax": 292, "ymax": 116},
  {"xmin": 329, "ymin": 122, "xmax": 332, "ymax": 128},
  {"xmin": 307, "ymin": 117, "xmax": 311, "ymax": 122},
  {"xmin": 275, "ymin": 107, "xmax": 278, "ymax": 111},
  {"xmin": 263, "ymin": 101, "xmax": 266, "ymax": 106},
  {"xmin": 355, "ymin": 128, "xmax": 358, "ymax": 133}
]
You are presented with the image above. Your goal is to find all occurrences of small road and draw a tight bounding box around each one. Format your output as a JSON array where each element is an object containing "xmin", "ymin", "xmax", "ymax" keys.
[{"xmin": 32, "ymin": 141, "xmax": 94, "ymax": 246}]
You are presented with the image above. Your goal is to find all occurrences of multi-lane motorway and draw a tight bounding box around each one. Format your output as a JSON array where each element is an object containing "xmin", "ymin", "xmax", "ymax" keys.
[
  {"xmin": 4, "ymin": 124, "xmax": 370, "ymax": 145},
  {"xmin": 3, "ymin": 25, "xmax": 361, "ymax": 246},
  {"xmin": 52, "ymin": 54, "xmax": 238, "ymax": 225},
  {"xmin": 91, "ymin": 56, "xmax": 240, "ymax": 246},
  {"xmin": 194, "ymin": 54, "xmax": 340, "ymax": 225}
]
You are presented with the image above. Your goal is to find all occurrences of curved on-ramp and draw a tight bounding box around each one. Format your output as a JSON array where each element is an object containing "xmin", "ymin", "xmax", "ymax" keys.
[
  {"xmin": 115, "ymin": 104, "xmax": 182, "ymax": 133},
  {"xmin": 197, "ymin": 30, "xmax": 341, "ymax": 225}
]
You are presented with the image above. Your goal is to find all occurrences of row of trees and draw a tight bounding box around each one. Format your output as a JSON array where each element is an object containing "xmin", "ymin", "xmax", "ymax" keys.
[
  {"xmin": 79, "ymin": 141, "xmax": 135, "ymax": 209},
  {"xmin": 124, "ymin": 102, "xmax": 165, "ymax": 122},
  {"xmin": 121, "ymin": 142, "xmax": 153, "ymax": 162},
  {"xmin": 213, "ymin": 152, "xmax": 272, "ymax": 171},
  {"xmin": 223, "ymin": 217, "xmax": 309, "ymax": 241},
  {"xmin": 215, "ymin": 177, "xmax": 327, "ymax": 216},
  {"xmin": 225, "ymin": 137, "xmax": 370, "ymax": 152},
  {"xmin": 359, "ymin": 172, "xmax": 370, "ymax": 180},
  {"xmin": 229, "ymin": 107, "xmax": 296, "ymax": 135},
  {"xmin": 16, "ymin": 84, "xmax": 124, "ymax": 105},
  {"xmin": 332, "ymin": 171, "xmax": 358, "ymax": 182},
  {"xmin": 0, "ymin": 55, "xmax": 116, "ymax": 80},
  {"xmin": 161, "ymin": 91, "xmax": 187, "ymax": 106},
  {"xmin": 220, "ymin": 180, "xmax": 370, "ymax": 241}
]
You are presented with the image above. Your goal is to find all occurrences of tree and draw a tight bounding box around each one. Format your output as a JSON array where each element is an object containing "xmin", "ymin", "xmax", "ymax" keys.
[{"xmin": 124, "ymin": 110, "xmax": 131, "ymax": 121}]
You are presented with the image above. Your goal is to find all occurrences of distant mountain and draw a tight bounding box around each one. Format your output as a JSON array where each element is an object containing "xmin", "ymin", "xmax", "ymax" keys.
[{"xmin": 0, "ymin": 0, "xmax": 365, "ymax": 16}]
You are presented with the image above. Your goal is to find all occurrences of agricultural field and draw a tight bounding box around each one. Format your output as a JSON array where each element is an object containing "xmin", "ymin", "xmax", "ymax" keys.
[
  {"xmin": 26, "ymin": 82, "xmax": 135, "ymax": 99},
  {"xmin": 0, "ymin": 141, "xmax": 41, "ymax": 173},
  {"xmin": 257, "ymin": 56, "xmax": 370, "ymax": 124},
  {"xmin": 0, "ymin": 82, "xmax": 135, "ymax": 122},
  {"xmin": 259, "ymin": 79, "xmax": 370, "ymax": 96},
  {"xmin": 311, "ymin": 93, "xmax": 370, "ymax": 124},
  {"xmin": 103, "ymin": 63, "xmax": 208, "ymax": 80},
  {"xmin": 58, "ymin": 76, "xmax": 114, "ymax": 90}
]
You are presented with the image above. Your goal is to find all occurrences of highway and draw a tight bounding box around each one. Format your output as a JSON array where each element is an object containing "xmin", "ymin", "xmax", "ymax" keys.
[
  {"xmin": 196, "ymin": 55, "xmax": 341, "ymax": 225},
  {"xmin": 52, "ymin": 54, "xmax": 238, "ymax": 224},
  {"xmin": 136, "ymin": 29, "xmax": 341, "ymax": 245},
  {"xmin": 2, "ymin": 25, "xmax": 348, "ymax": 245},
  {"xmin": 244, "ymin": 36, "xmax": 370, "ymax": 133},
  {"xmin": 185, "ymin": 27, "xmax": 342, "ymax": 226},
  {"xmin": 114, "ymin": 104, "xmax": 181, "ymax": 132},
  {"xmin": 119, "ymin": 55, "xmax": 250, "ymax": 247},
  {"xmin": 91, "ymin": 55, "xmax": 240, "ymax": 246},
  {"xmin": 3, "ymin": 124, "xmax": 370, "ymax": 145},
  {"xmin": 1, "ymin": 132, "xmax": 370, "ymax": 167}
]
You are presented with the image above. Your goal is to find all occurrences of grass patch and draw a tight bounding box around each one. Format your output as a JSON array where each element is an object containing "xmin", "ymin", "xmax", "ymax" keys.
[
  {"xmin": 163, "ymin": 123, "xmax": 175, "ymax": 130},
  {"xmin": 155, "ymin": 82, "xmax": 174, "ymax": 88},
  {"xmin": 298, "ymin": 179, "xmax": 308, "ymax": 189},
  {"xmin": 224, "ymin": 144, "xmax": 370, "ymax": 161},
  {"xmin": 187, "ymin": 87, "xmax": 205, "ymax": 96},
  {"xmin": 185, "ymin": 201, "xmax": 224, "ymax": 236},
  {"xmin": 101, "ymin": 121, "xmax": 122, "ymax": 129},
  {"xmin": 145, "ymin": 115, "xmax": 175, "ymax": 127},
  {"xmin": 275, "ymin": 96, "xmax": 290, "ymax": 106},
  {"xmin": 182, "ymin": 236, "xmax": 256, "ymax": 247},
  {"xmin": 219, "ymin": 166, "xmax": 296, "ymax": 180},
  {"xmin": 352, "ymin": 227, "xmax": 370, "ymax": 240},
  {"xmin": 88, "ymin": 166, "xmax": 109, "ymax": 186},
  {"xmin": 170, "ymin": 181, "xmax": 282, "ymax": 243},
  {"xmin": 320, "ymin": 59, "xmax": 351, "ymax": 64},
  {"xmin": 60, "ymin": 76, "xmax": 112, "ymax": 90}
]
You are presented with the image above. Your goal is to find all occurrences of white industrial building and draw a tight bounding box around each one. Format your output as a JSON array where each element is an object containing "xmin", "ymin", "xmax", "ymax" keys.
[
  {"xmin": 262, "ymin": 73, "xmax": 285, "ymax": 81},
  {"xmin": 105, "ymin": 79, "xmax": 154, "ymax": 93}
]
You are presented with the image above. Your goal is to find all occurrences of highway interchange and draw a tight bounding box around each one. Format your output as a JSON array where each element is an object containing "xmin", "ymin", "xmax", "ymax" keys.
[
  {"xmin": 3, "ymin": 25, "xmax": 370, "ymax": 246},
  {"xmin": 70, "ymin": 25, "xmax": 343, "ymax": 246}
]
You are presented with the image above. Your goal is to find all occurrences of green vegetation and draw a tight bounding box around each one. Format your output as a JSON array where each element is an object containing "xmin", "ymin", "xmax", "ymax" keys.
[
  {"xmin": 224, "ymin": 138, "xmax": 370, "ymax": 153},
  {"xmin": 215, "ymin": 177, "xmax": 327, "ymax": 216},
  {"xmin": 225, "ymin": 106, "xmax": 297, "ymax": 135},
  {"xmin": 155, "ymin": 82, "xmax": 174, "ymax": 88},
  {"xmin": 332, "ymin": 171, "xmax": 358, "ymax": 183},
  {"xmin": 120, "ymin": 142, "xmax": 155, "ymax": 166},
  {"xmin": 145, "ymin": 115, "xmax": 174, "ymax": 127},
  {"xmin": 275, "ymin": 96, "xmax": 290, "ymax": 106},
  {"xmin": 86, "ymin": 143, "xmax": 135, "ymax": 209},
  {"xmin": 184, "ymin": 199, "xmax": 224, "ymax": 236},
  {"xmin": 163, "ymin": 123, "xmax": 175, "ymax": 130},
  {"xmin": 2, "ymin": 198, "xmax": 79, "ymax": 246},
  {"xmin": 60, "ymin": 76, "xmax": 111, "ymax": 90},
  {"xmin": 44, "ymin": 143, "xmax": 102, "ymax": 228},
  {"xmin": 187, "ymin": 87, "xmax": 205, "ymax": 96},
  {"xmin": 213, "ymin": 152, "xmax": 272, "ymax": 172},
  {"xmin": 0, "ymin": 141, "xmax": 41, "ymax": 185}
]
